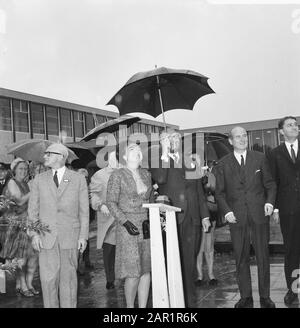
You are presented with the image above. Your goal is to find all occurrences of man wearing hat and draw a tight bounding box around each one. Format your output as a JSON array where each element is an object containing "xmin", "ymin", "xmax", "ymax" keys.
[{"xmin": 28, "ymin": 143, "xmax": 89, "ymax": 308}]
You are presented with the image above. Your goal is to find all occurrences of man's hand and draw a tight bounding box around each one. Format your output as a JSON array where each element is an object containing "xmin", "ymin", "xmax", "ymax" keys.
[
  {"xmin": 32, "ymin": 235, "xmax": 43, "ymax": 252},
  {"xmin": 100, "ymin": 204, "xmax": 110, "ymax": 216},
  {"xmin": 272, "ymin": 211, "xmax": 280, "ymax": 224},
  {"xmin": 225, "ymin": 212, "xmax": 237, "ymax": 224},
  {"xmin": 264, "ymin": 203, "xmax": 274, "ymax": 216},
  {"xmin": 202, "ymin": 218, "xmax": 211, "ymax": 232},
  {"xmin": 78, "ymin": 238, "xmax": 87, "ymax": 253}
]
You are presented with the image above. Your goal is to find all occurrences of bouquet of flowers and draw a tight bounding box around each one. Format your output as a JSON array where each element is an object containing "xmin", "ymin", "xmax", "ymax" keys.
[
  {"xmin": 0, "ymin": 258, "xmax": 22, "ymax": 275},
  {"xmin": 7, "ymin": 217, "xmax": 51, "ymax": 236},
  {"xmin": 0, "ymin": 195, "xmax": 16, "ymax": 213}
]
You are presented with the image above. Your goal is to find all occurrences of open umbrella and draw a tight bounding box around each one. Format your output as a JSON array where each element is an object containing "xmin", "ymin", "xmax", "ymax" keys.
[
  {"xmin": 6, "ymin": 139, "xmax": 78, "ymax": 163},
  {"xmin": 81, "ymin": 115, "xmax": 141, "ymax": 141},
  {"xmin": 107, "ymin": 66, "xmax": 214, "ymax": 127}
]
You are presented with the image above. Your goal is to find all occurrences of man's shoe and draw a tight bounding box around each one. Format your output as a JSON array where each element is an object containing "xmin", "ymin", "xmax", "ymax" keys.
[
  {"xmin": 260, "ymin": 297, "xmax": 276, "ymax": 308},
  {"xmin": 284, "ymin": 290, "xmax": 299, "ymax": 306},
  {"xmin": 234, "ymin": 297, "xmax": 254, "ymax": 308},
  {"xmin": 106, "ymin": 282, "xmax": 115, "ymax": 290},
  {"xmin": 209, "ymin": 279, "xmax": 218, "ymax": 286}
]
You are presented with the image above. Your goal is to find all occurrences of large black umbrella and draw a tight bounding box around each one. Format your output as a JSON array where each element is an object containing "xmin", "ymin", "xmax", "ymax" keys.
[
  {"xmin": 107, "ymin": 66, "xmax": 214, "ymax": 127},
  {"xmin": 81, "ymin": 115, "xmax": 141, "ymax": 141}
]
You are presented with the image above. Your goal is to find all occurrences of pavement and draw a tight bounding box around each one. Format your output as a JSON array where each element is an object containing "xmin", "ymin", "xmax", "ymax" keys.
[{"xmin": 0, "ymin": 220, "xmax": 298, "ymax": 308}]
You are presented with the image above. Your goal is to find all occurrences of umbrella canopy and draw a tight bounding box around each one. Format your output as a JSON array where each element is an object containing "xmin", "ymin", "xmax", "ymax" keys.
[
  {"xmin": 81, "ymin": 115, "xmax": 141, "ymax": 141},
  {"xmin": 65, "ymin": 141, "xmax": 97, "ymax": 168},
  {"xmin": 6, "ymin": 139, "xmax": 78, "ymax": 163},
  {"xmin": 107, "ymin": 67, "xmax": 215, "ymax": 122}
]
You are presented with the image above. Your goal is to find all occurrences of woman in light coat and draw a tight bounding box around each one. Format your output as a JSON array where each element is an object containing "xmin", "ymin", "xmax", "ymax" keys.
[{"xmin": 89, "ymin": 150, "xmax": 118, "ymax": 289}]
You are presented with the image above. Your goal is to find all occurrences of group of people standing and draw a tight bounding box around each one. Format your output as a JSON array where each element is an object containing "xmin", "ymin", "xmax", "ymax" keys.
[{"xmin": 0, "ymin": 115, "xmax": 299, "ymax": 309}]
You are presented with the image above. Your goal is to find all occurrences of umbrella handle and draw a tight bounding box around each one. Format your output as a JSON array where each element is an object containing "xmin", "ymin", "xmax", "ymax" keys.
[{"xmin": 156, "ymin": 73, "xmax": 167, "ymax": 131}]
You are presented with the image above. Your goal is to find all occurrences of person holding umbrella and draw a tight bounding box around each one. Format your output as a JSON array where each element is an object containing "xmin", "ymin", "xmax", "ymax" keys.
[{"xmin": 151, "ymin": 130, "xmax": 210, "ymax": 307}]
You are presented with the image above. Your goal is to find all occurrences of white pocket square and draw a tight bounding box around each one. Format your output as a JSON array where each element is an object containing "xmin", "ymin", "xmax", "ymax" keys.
[{"xmin": 255, "ymin": 169, "xmax": 261, "ymax": 174}]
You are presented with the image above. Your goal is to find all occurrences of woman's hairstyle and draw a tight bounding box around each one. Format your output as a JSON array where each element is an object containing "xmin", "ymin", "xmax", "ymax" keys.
[{"xmin": 10, "ymin": 158, "xmax": 28, "ymax": 176}]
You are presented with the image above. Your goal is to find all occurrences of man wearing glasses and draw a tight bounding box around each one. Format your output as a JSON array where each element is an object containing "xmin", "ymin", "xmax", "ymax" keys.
[{"xmin": 28, "ymin": 143, "xmax": 89, "ymax": 308}]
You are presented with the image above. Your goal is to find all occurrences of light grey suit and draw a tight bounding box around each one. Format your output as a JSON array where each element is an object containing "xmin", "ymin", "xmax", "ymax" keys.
[{"xmin": 28, "ymin": 168, "xmax": 89, "ymax": 308}]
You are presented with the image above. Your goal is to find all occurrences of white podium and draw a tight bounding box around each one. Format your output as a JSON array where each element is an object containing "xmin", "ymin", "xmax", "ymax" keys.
[{"xmin": 143, "ymin": 203, "xmax": 185, "ymax": 308}]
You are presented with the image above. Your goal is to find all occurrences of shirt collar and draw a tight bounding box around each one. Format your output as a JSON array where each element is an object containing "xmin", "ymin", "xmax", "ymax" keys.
[
  {"xmin": 285, "ymin": 139, "xmax": 298, "ymax": 150},
  {"xmin": 234, "ymin": 150, "xmax": 247, "ymax": 161},
  {"xmin": 52, "ymin": 166, "xmax": 66, "ymax": 175}
]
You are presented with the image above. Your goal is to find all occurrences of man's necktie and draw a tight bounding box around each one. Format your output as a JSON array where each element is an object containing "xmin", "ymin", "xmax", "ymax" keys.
[
  {"xmin": 53, "ymin": 171, "xmax": 59, "ymax": 188},
  {"xmin": 240, "ymin": 154, "xmax": 246, "ymax": 183},
  {"xmin": 291, "ymin": 144, "xmax": 296, "ymax": 164},
  {"xmin": 241, "ymin": 154, "xmax": 245, "ymax": 167}
]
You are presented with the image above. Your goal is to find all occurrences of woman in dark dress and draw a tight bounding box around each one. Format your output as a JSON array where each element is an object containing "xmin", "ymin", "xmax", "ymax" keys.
[
  {"xmin": 1, "ymin": 158, "xmax": 39, "ymax": 297},
  {"xmin": 107, "ymin": 144, "xmax": 153, "ymax": 308}
]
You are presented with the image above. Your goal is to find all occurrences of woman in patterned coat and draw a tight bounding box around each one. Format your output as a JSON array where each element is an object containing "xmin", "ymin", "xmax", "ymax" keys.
[{"xmin": 107, "ymin": 144, "xmax": 153, "ymax": 308}]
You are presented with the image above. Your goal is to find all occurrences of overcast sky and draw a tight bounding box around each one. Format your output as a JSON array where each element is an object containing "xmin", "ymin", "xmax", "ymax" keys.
[{"xmin": 0, "ymin": 0, "xmax": 299, "ymax": 129}]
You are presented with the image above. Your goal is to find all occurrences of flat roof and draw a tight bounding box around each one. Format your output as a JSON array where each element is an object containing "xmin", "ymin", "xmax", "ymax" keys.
[
  {"xmin": 0, "ymin": 87, "xmax": 178, "ymax": 129},
  {"xmin": 182, "ymin": 116, "xmax": 300, "ymax": 134}
]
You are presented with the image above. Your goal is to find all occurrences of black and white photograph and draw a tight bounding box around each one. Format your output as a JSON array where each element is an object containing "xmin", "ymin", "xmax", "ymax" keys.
[{"xmin": 0, "ymin": 0, "xmax": 300, "ymax": 313}]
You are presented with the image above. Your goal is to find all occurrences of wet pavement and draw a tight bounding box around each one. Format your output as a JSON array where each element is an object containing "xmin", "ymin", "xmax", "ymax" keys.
[{"xmin": 0, "ymin": 221, "xmax": 298, "ymax": 308}]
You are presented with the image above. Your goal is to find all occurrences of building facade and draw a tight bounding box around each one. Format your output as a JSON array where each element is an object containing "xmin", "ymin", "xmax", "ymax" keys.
[
  {"xmin": 0, "ymin": 88, "xmax": 178, "ymax": 163},
  {"xmin": 182, "ymin": 116, "xmax": 300, "ymax": 157}
]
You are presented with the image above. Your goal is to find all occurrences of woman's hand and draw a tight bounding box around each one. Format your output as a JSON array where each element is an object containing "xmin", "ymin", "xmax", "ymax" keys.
[
  {"xmin": 123, "ymin": 220, "xmax": 139, "ymax": 235},
  {"xmin": 100, "ymin": 204, "xmax": 110, "ymax": 216}
]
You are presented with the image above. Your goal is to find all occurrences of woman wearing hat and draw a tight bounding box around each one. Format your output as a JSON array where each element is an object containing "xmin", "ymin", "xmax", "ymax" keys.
[
  {"xmin": 107, "ymin": 144, "xmax": 153, "ymax": 308},
  {"xmin": 1, "ymin": 158, "xmax": 39, "ymax": 297}
]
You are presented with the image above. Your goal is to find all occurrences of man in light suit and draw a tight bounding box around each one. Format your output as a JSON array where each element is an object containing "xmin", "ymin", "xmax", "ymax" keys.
[
  {"xmin": 28, "ymin": 143, "xmax": 89, "ymax": 308},
  {"xmin": 215, "ymin": 126, "xmax": 277, "ymax": 308},
  {"xmin": 269, "ymin": 116, "xmax": 300, "ymax": 306}
]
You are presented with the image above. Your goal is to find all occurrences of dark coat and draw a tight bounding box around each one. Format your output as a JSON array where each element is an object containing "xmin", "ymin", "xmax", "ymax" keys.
[
  {"xmin": 151, "ymin": 155, "xmax": 209, "ymax": 225},
  {"xmin": 268, "ymin": 142, "xmax": 300, "ymax": 216},
  {"xmin": 215, "ymin": 150, "xmax": 276, "ymax": 226}
]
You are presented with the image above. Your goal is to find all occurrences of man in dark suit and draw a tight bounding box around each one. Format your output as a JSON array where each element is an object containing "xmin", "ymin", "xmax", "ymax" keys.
[
  {"xmin": 151, "ymin": 130, "xmax": 210, "ymax": 307},
  {"xmin": 268, "ymin": 116, "xmax": 300, "ymax": 306},
  {"xmin": 215, "ymin": 126, "xmax": 277, "ymax": 308}
]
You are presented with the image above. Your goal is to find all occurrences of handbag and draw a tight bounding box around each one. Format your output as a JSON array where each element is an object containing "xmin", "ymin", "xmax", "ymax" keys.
[{"xmin": 142, "ymin": 219, "xmax": 150, "ymax": 240}]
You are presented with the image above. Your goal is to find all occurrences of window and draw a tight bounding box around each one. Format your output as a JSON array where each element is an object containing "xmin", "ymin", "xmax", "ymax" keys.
[
  {"xmin": 263, "ymin": 129, "xmax": 277, "ymax": 154},
  {"xmin": 60, "ymin": 109, "xmax": 72, "ymax": 137},
  {"xmin": 13, "ymin": 99, "xmax": 29, "ymax": 132},
  {"xmin": 251, "ymin": 130, "xmax": 263, "ymax": 153},
  {"xmin": 0, "ymin": 97, "xmax": 11, "ymax": 131},
  {"xmin": 95, "ymin": 115, "xmax": 106, "ymax": 126},
  {"xmin": 31, "ymin": 103, "xmax": 44, "ymax": 134},
  {"xmin": 74, "ymin": 111, "xmax": 84, "ymax": 138},
  {"xmin": 46, "ymin": 106, "xmax": 58, "ymax": 136},
  {"xmin": 85, "ymin": 113, "xmax": 95, "ymax": 132}
]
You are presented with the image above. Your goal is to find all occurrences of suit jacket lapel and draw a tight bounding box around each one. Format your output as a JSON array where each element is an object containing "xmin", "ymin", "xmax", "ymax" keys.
[
  {"xmin": 228, "ymin": 153, "xmax": 243, "ymax": 183},
  {"xmin": 57, "ymin": 169, "xmax": 71, "ymax": 197},
  {"xmin": 244, "ymin": 151, "xmax": 256, "ymax": 185},
  {"xmin": 281, "ymin": 143, "xmax": 295, "ymax": 165}
]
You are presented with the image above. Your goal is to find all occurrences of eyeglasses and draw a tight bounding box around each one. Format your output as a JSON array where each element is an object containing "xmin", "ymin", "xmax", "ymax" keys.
[{"xmin": 44, "ymin": 151, "xmax": 63, "ymax": 157}]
